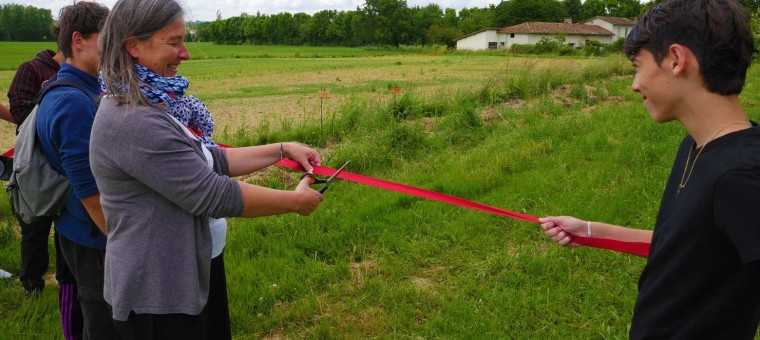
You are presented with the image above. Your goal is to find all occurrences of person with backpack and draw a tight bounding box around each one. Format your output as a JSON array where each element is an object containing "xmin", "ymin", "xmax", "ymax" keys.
[
  {"xmin": 540, "ymin": 0, "xmax": 760, "ymax": 338},
  {"xmin": 35, "ymin": 2, "xmax": 113, "ymax": 339},
  {"xmin": 7, "ymin": 38, "xmax": 67, "ymax": 297},
  {"xmin": 4, "ymin": 22, "xmax": 85, "ymax": 340}
]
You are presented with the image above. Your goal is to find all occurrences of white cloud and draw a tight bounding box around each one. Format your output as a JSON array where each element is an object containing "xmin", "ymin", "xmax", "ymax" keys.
[{"xmin": 10, "ymin": 0, "xmax": 501, "ymax": 22}]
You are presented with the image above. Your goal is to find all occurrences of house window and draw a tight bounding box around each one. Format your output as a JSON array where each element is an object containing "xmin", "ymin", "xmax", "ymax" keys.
[
  {"xmin": 510, "ymin": 33, "xmax": 515, "ymax": 38},
  {"xmin": 500, "ymin": 42, "xmax": 505, "ymax": 46},
  {"xmin": 488, "ymin": 42, "xmax": 497, "ymax": 49}
]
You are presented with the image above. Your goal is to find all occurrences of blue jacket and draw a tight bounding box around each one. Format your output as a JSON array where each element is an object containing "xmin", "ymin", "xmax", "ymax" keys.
[{"xmin": 36, "ymin": 63, "xmax": 105, "ymax": 250}]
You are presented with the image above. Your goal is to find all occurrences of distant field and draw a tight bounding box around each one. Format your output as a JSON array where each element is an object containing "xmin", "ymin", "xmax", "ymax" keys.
[
  {"xmin": 0, "ymin": 42, "xmax": 443, "ymax": 70},
  {"xmin": 0, "ymin": 42, "xmax": 625, "ymax": 151}
]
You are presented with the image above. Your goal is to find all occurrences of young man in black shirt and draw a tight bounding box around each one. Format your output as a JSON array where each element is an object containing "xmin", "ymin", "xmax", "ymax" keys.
[{"xmin": 539, "ymin": 0, "xmax": 760, "ymax": 338}]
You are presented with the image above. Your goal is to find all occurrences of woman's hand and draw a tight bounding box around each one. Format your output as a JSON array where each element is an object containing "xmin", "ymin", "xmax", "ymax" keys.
[
  {"xmin": 539, "ymin": 216, "xmax": 586, "ymax": 247},
  {"xmin": 283, "ymin": 142, "xmax": 321, "ymax": 173},
  {"xmin": 292, "ymin": 175, "xmax": 323, "ymax": 216}
]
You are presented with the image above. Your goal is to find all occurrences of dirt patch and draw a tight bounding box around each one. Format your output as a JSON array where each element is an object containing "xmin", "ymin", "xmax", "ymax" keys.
[
  {"xmin": 550, "ymin": 84, "xmax": 577, "ymax": 107},
  {"xmin": 0, "ymin": 120, "xmax": 15, "ymax": 152},
  {"xmin": 351, "ymin": 259, "xmax": 378, "ymax": 289},
  {"xmin": 604, "ymin": 96, "xmax": 630, "ymax": 105},
  {"xmin": 502, "ymin": 98, "xmax": 524, "ymax": 109},
  {"xmin": 356, "ymin": 307, "xmax": 385, "ymax": 335},
  {"xmin": 260, "ymin": 330, "xmax": 285, "ymax": 340},
  {"xmin": 480, "ymin": 108, "xmax": 504, "ymax": 122},
  {"xmin": 411, "ymin": 277, "xmax": 433, "ymax": 291}
]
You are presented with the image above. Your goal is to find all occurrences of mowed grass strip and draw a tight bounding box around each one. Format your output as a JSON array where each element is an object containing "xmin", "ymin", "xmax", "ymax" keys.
[{"xmin": 1, "ymin": 44, "xmax": 759, "ymax": 338}]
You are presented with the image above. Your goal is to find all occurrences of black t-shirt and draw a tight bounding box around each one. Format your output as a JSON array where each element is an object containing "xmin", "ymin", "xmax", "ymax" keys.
[{"xmin": 630, "ymin": 126, "xmax": 760, "ymax": 339}]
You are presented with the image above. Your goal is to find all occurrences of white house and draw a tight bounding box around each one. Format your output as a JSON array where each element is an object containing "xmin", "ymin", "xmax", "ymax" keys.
[
  {"xmin": 455, "ymin": 29, "xmax": 509, "ymax": 51},
  {"xmin": 456, "ymin": 17, "xmax": 634, "ymax": 51},
  {"xmin": 581, "ymin": 16, "xmax": 635, "ymax": 41},
  {"xmin": 500, "ymin": 22, "xmax": 613, "ymax": 49}
]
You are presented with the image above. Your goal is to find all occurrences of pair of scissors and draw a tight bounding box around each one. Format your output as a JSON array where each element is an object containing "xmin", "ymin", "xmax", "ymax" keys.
[{"xmin": 300, "ymin": 161, "xmax": 350, "ymax": 194}]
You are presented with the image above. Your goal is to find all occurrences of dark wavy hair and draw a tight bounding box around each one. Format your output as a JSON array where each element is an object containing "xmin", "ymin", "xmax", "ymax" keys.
[
  {"xmin": 624, "ymin": 0, "xmax": 754, "ymax": 95},
  {"xmin": 58, "ymin": 2, "xmax": 110, "ymax": 58}
]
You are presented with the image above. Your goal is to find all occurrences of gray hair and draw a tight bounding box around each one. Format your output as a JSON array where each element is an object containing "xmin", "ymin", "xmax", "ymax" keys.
[{"xmin": 99, "ymin": 0, "xmax": 184, "ymax": 106}]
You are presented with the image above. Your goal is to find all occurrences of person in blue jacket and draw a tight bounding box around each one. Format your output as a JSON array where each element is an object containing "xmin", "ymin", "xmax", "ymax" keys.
[{"xmin": 35, "ymin": 2, "xmax": 114, "ymax": 339}]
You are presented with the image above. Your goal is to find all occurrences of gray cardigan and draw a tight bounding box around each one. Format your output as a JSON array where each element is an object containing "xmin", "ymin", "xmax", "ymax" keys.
[{"xmin": 90, "ymin": 96, "xmax": 243, "ymax": 321}]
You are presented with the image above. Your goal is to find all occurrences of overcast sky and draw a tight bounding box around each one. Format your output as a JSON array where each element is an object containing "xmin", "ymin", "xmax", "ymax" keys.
[{"xmin": 11, "ymin": 0, "xmax": 502, "ymax": 22}]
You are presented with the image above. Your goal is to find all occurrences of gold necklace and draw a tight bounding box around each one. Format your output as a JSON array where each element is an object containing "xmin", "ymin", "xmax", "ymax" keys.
[{"xmin": 677, "ymin": 121, "xmax": 752, "ymax": 196}]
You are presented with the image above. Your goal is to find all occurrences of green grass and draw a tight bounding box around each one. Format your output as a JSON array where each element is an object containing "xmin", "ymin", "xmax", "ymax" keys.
[
  {"xmin": 0, "ymin": 42, "xmax": 58, "ymax": 70},
  {"xmin": 1, "ymin": 45, "xmax": 759, "ymax": 338}
]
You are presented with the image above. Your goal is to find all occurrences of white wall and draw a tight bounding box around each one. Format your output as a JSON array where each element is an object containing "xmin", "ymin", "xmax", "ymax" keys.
[
  {"xmin": 456, "ymin": 30, "xmax": 509, "ymax": 51},
  {"xmin": 584, "ymin": 19, "xmax": 632, "ymax": 40},
  {"xmin": 506, "ymin": 33, "xmax": 612, "ymax": 48},
  {"xmin": 586, "ymin": 19, "xmax": 613, "ymax": 32},
  {"xmin": 613, "ymin": 26, "xmax": 630, "ymax": 41}
]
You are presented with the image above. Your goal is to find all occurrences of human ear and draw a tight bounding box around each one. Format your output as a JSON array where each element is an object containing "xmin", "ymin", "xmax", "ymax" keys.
[
  {"xmin": 125, "ymin": 37, "xmax": 140, "ymax": 59},
  {"xmin": 668, "ymin": 44, "xmax": 691, "ymax": 76},
  {"xmin": 71, "ymin": 31, "xmax": 84, "ymax": 51}
]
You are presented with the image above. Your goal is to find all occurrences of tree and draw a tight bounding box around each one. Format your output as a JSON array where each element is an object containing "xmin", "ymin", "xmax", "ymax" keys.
[
  {"xmin": 0, "ymin": 4, "xmax": 54, "ymax": 41},
  {"xmin": 608, "ymin": 0, "xmax": 641, "ymax": 18},
  {"xmin": 351, "ymin": 7, "xmax": 375, "ymax": 45},
  {"xmin": 303, "ymin": 10, "xmax": 334, "ymax": 45},
  {"xmin": 458, "ymin": 6, "xmax": 496, "ymax": 34},
  {"xmin": 410, "ymin": 4, "xmax": 443, "ymax": 46},
  {"xmin": 495, "ymin": 0, "xmax": 568, "ymax": 27},
  {"xmin": 426, "ymin": 24, "xmax": 462, "ymax": 50},
  {"xmin": 362, "ymin": 0, "xmax": 413, "ymax": 48},
  {"xmin": 583, "ymin": 0, "xmax": 641, "ymax": 20},
  {"xmin": 564, "ymin": 0, "xmax": 583, "ymax": 22},
  {"xmin": 443, "ymin": 7, "xmax": 459, "ymax": 27},
  {"xmin": 582, "ymin": 0, "xmax": 608, "ymax": 20}
]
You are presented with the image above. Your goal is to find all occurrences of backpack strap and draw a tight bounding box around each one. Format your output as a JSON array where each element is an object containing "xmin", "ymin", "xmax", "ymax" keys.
[{"xmin": 31, "ymin": 74, "xmax": 98, "ymax": 107}]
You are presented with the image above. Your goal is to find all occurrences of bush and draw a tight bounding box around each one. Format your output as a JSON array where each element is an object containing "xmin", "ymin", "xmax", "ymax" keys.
[
  {"xmin": 583, "ymin": 40, "xmax": 608, "ymax": 57},
  {"xmin": 509, "ymin": 44, "xmax": 537, "ymax": 54},
  {"xmin": 534, "ymin": 37, "xmax": 563, "ymax": 54},
  {"xmin": 607, "ymin": 37, "xmax": 626, "ymax": 54},
  {"xmin": 510, "ymin": 37, "xmax": 578, "ymax": 56}
]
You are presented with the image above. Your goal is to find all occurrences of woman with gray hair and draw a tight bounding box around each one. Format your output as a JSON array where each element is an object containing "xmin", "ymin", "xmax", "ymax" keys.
[{"xmin": 90, "ymin": 0, "xmax": 324, "ymax": 338}]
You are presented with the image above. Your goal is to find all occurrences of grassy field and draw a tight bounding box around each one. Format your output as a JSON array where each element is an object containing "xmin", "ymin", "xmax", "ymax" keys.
[{"xmin": 1, "ymin": 42, "xmax": 760, "ymax": 338}]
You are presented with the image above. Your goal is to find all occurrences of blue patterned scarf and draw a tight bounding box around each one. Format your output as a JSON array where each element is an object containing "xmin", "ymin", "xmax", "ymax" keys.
[{"xmin": 99, "ymin": 64, "xmax": 216, "ymax": 147}]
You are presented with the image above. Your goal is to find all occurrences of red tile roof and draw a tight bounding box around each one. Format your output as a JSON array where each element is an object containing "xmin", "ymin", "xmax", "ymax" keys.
[
  {"xmin": 584, "ymin": 16, "xmax": 636, "ymax": 26},
  {"xmin": 500, "ymin": 22, "xmax": 613, "ymax": 36}
]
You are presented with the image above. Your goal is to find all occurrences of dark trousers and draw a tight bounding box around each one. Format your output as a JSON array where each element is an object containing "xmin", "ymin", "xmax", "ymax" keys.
[
  {"xmin": 114, "ymin": 252, "xmax": 231, "ymax": 340},
  {"xmin": 19, "ymin": 217, "xmax": 83, "ymax": 339},
  {"xmin": 19, "ymin": 216, "xmax": 58, "ymax": 290},
  {"xmin": 58, "ymin": 234, "xmax": 114, "ymax": 340}
]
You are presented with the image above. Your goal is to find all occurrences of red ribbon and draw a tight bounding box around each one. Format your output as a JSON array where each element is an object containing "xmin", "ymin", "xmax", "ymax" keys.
[
  {"xmin": 0, "ymin": 144, "xmax": 649, "ymax": 257},
  {"xmin": 277, "ymin": 158, "xmax": 650, "ymax": 257}
]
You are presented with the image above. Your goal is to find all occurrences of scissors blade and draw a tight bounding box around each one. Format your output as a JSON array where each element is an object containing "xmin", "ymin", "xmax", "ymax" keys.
[{"xmin": 324, "ymin": 161, "xmax": 350, "ymax": 185}]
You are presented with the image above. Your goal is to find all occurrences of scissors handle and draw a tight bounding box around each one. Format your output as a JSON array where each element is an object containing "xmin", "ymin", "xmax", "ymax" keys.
[{"xmin": 300, "ymin": 172, "xmax": 325, "ymax": 184}]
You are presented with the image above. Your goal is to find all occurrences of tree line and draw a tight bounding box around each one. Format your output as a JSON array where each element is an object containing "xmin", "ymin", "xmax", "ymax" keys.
[
  {"xmin": 197, "ymin": 0, "xmax": 760, "ymax": 48},
  {"xmin": 0, "ymin": 4, "xmax": 54, "ymax": 41},
  {"xmin": 197, "ymin": 0, "xmax": 645, "ymax": 48}
]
